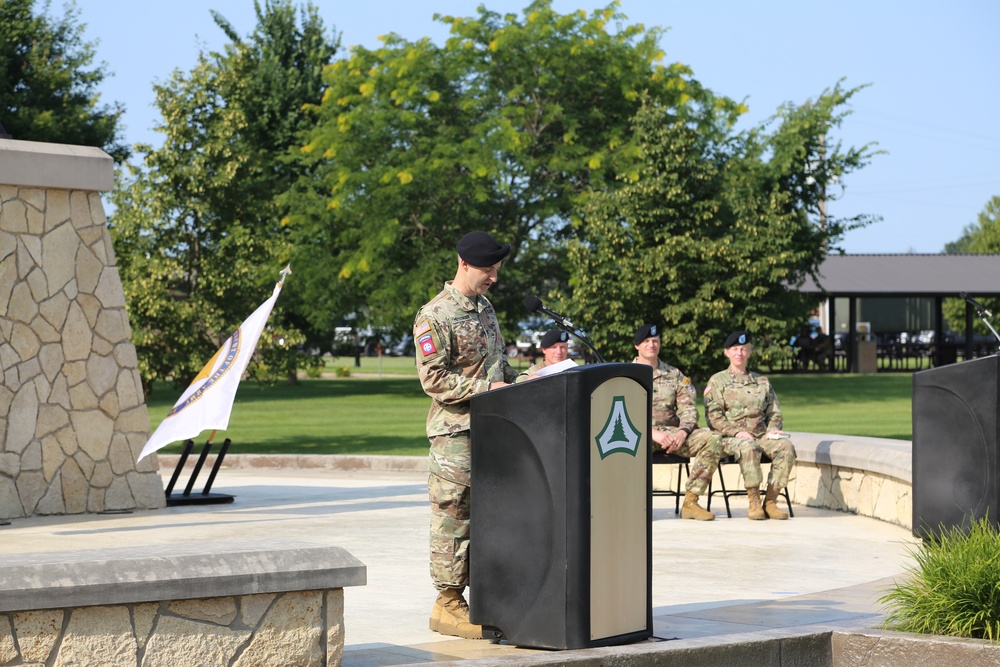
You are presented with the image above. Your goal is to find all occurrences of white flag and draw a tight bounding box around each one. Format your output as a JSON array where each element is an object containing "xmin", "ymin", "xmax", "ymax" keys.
[{"xmin": 137, "ymin": 271, "xmax": 288, "ymax": 462}]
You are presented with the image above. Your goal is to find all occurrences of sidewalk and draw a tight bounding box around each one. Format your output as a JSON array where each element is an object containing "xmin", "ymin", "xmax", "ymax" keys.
[{"xmin": 0, "ymin": 465, "xmax": 918, "ymax": 666}]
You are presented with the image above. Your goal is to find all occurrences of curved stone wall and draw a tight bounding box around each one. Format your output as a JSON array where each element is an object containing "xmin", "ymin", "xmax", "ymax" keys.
[
  {"xmin": 652, "ymin": 431, "xmax": 913, "ymax": 528},
  {"xmin": 0, "ymin": 139, "xmax": 164, "ymax": 519}
]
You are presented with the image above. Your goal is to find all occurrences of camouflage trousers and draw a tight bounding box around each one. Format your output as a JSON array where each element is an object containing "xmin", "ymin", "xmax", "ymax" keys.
[
  {"xmin": 659, "ymin": 427, "xmax": 724, "ymax": 496},
  {"xmin": 428, "ymin": 432, "xmax": 472, "ymax": 591},
  {"xmin": 721, "ymin": 435, "xmax": 797, "ymax": 489}
]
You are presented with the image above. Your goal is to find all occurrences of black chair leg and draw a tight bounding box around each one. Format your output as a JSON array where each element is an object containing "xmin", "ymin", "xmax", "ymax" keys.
[
  {"xmin": 651, "ymin": 455, "xmax": 691, "ymax": 516},
  {"xmin": 673, "ymin": 463, "xmax": 690, "ymax": 515},
  {"xmin": 782, "ymin": 487, "xmax": 794, "ymax": 518},
  {"xmin": 708, "ymin": 460, "xmax": 735, "ymax": 519},
  {"xmin": 719, "ymin": 466, "xmax": 733, "ymax": 519}
]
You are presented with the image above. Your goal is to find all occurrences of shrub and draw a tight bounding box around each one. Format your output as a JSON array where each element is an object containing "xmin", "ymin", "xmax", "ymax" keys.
[
  {"xmin": 334, "ymin": 365, "xmax": 351, "ymax": 378},
  {"xmin": 303, "ymin": 355, "xmax": 325, "ymax": 379},
  {"xmin": 879, "ymin": 516, "xmax": 1000, "ymax": 641}
]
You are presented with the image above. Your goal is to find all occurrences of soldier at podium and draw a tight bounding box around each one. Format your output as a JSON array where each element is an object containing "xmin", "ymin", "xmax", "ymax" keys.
[
  {"xmin": 414, "ymin": 231, "xmax": 518, "ymax": 639},
  {"xmin": 632, "ymin": 323, "xmax": 723, "ymax": 521}
]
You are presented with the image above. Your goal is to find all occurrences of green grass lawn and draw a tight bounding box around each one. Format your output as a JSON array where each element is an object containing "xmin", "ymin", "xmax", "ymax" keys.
[
  {"xmin": 148, "ymin": 353, "xmax": 541, "ymax": 456},
  {"xmin": 769, "ymin": 374, "xmax": 912, "ymax": 441},
  {"xmin": 147, "ymin": 362, "xmax": 914, "ymax": 456}
]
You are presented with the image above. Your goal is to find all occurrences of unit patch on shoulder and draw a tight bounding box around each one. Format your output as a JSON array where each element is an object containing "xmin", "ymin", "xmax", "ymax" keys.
[{"xmin": 417, "ymin": 332, "xmax": 438, "ymax": 359}]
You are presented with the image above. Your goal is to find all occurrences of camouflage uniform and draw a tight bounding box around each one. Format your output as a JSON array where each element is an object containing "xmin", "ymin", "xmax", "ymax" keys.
[
  {"xmin": 638, "ymin": 358, "xmax": 724, "ymax": 496},
  {"xmin": 703, "ymin": 369, "xmax": 796, "ymax": 489},
  {"xmin": 415, "ymin": 282, "xmax": 517, "ymax": 591},
  {"xmin": 515, "ymin": 361, "xmax": 546, "ymax": 383}
]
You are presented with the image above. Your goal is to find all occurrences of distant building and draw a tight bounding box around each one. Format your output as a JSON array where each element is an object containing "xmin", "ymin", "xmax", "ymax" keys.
[{"xmin": 799, "ymin": 254, "xmax": 1000, "ymax": 371}]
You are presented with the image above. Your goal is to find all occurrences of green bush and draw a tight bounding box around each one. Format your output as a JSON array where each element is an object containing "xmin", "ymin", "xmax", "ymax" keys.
[
  {"xmin": 334, "ymin": 365, "xmax": 351, "ymax": 378},
  {"xmin": 303, "ymin": 355, "xmax": 325, "ymax": 379},
  {"xmin": 879, "ymin": 516, "xmax": 1000, "ymax": 641}
]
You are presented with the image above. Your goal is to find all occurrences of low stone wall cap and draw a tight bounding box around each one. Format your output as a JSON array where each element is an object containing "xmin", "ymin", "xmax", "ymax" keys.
[{"xmin": 0, "ymin": 539, "xmax": 366, "ymax": 613}]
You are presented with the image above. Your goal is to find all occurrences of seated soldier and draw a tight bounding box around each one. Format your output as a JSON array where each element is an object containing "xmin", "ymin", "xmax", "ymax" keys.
[
  {"xmin": 516, "ymin": 329, "xmax": 571, "ymax": 381},
  {"xmin": 633, "ymin": 323, "xmax": 724, "ymax": 521},
  {"xmin": 704, "ymin": 331, "xmax": 797, "ymax": 520}
]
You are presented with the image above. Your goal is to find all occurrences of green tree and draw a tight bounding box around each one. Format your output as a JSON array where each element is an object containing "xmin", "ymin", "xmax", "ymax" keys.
[
  {"xmin": 942, "ymin": 195, "xmax": 1000, "ymax": 334},
  {"xmin": 568, "ymin": 83, "xmax": 878, "ymax": 380},
  {"xmin": 110, "ymin": 0, "xmax": 339, "ymax": 391},
  {"xmin": 0, "ymin": 0, "xmax": 128, "ymax": 160},
  {"xmin": 287, "ymin": 0, "xmax": 742, "ymax": 337}
]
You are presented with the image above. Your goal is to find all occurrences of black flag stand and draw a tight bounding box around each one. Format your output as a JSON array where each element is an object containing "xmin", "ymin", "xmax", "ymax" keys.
[{"xmin": 164, "ymin": 437, "xmax": 235, "ymax": 506}]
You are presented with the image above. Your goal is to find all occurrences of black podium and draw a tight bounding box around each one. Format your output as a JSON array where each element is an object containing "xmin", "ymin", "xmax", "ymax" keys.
[
  {"xmin": 468, "ymin": 363, "xmax": 652, "ymax": 649},
  {"xmin": 912, "ymin": 354, "xmax": 1000, "ymax": 539}
]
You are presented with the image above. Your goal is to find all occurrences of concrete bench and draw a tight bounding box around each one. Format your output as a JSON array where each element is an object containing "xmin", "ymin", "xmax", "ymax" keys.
[{"xmin": 0, "ymin": 539, "xmax": 365, "ymax": 666}]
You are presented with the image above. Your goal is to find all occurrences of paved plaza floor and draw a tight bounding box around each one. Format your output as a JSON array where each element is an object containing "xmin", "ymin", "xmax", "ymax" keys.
[{"xmin": 0, "ymin": 465, "xmax": 919, "ymax": 666}]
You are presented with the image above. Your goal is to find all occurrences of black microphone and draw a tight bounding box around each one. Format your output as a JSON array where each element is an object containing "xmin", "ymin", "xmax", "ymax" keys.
[
  {"xmin": 524, "ymin": 295, "xmax": 574, "ymax": 329},
  {"xmin": 960, "ymin": 291, "xmax": 993, "ymax": 318}
]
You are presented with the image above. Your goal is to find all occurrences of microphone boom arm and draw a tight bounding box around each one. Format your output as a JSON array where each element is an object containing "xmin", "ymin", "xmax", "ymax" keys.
[
  {"xmin": 524, "ymin": 295, "xmax": 605, "ymax": 363},
  {"xmin": 554, "ymin": 322, "xmax": 605, "ymax": 364},
  {"xmin": 961, "ymin": 292, "xmax": 1000, "ymax": 347},
  {"xmin": 976, "ymin": 311, "xmax": 1000, "ymax": 347}
]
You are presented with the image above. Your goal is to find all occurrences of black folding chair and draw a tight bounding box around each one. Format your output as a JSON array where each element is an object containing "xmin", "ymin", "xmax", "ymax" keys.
[
  {"xmin": 707, "ymin": 453, "xmax": 794, "ymax": 518},
  {"xmin": 651, "ymin": 452, "xmax": 691, "ymax": 515}
]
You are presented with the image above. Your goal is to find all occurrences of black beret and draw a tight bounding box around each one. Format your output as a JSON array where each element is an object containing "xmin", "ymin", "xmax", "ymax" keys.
[
  {"xmin": 456, "ymin": 231, "xmax": 511, "ymax": 267},
  {"xmin": 634, "ymin": 323, "xmax": 659, "ymax": 346},
  {"xmin": 540, "ymin": 329, "xmax": 569, "ymax": 349},
  {"xmin": 724, "ymin": 331, "xmax": 751, "ymax": 348}
]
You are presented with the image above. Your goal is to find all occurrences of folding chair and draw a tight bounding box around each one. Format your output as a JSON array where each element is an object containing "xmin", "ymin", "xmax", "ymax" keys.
[
  {"xmin": 651, "ymin": 452, "xmax": 691, "ymax": 515},
  {"xmin": 707, "ymin": 453, "xmax": 794, "ymax": 518}
]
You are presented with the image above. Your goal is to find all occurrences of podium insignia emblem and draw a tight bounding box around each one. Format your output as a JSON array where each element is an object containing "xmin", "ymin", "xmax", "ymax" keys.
[{"xmin": 595, "ymin": 395, "xmax": 642, "ymax": 459}]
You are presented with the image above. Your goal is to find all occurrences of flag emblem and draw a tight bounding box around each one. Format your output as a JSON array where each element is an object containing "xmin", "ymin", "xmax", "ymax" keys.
[{"xmin": 165, "ymin": 330, "xmax": 243, "ymax": 418}]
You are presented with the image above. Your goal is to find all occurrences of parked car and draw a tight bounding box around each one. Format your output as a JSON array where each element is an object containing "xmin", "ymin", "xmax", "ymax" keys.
[{"xmin": 386, "ymin": 334, "xmax": 414, "ymax": 356}]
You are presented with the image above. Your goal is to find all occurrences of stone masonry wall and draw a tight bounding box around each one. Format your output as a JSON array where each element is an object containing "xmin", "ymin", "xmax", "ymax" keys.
[
  {"xmin": 0, "ymin": 590, "xmax": 345, "ymax": 667},
  {"xmin": 653, "ymin": 452, "xmax": 912, "ymax": 528},
  {"xmin": 0, "ymin": 166, "xmax": 164, "ymax": 518}
]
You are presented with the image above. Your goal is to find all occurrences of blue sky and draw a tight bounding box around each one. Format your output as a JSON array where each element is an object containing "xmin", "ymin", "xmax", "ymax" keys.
[{"xmin": 73, "ymin": 0, "xmax": 1000, "ymax": 254}]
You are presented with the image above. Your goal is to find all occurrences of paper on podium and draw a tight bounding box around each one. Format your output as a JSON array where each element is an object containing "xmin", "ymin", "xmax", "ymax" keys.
[{"xmin": 532, "ymin": 358, "xmax": 580, "ymax": 378}]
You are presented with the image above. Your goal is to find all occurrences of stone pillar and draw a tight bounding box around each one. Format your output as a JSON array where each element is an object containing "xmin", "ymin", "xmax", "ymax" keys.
[{"xmin": 0, "ymin": 139, "xmax": 164, "ymax": 519}]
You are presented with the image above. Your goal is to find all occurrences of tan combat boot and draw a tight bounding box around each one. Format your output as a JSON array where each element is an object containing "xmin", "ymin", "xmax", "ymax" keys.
[
  {"xmin": 681, "ymin": 492, "xmax": 715, "ymax": 521},
  {"xmin": 746, "ymin": 487, "xmax": 766, "ymax": 520},
  {"xmin": 429, "ymin": 598, "xmax": 441, "ymax": 631},
  {"xmin": 764, "ymin": 484, "xmax": 789, "ymax": 520},
  {"xmin": 431, "ymin": 588, "xmax": 485, "ymax": 639}
]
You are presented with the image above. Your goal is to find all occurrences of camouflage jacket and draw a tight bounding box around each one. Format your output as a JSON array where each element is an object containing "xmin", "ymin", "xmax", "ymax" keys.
[
  {"xmin": 703, "ymin": 368, "xmax": 783, "ymax": 438},
  {"xmin": 515, "ymin": 360, "xmax": 546, "ymax": 383},
  {"xmin": 633, "ymin": 358, "xmax": 699, "ymax": 431},
  {"xmin": 414, "ymin": 282, "xmax": 517, "ymax": 437}
]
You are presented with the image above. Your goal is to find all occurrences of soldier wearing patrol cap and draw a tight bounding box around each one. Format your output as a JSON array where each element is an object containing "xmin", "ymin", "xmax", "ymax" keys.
[
  {"xmin": 633, "ymin": 323, "xmax": 724, "ymax": 521},
  {"xmin": 515, "ymin": 329, "xmax": 571, "ymax": 381},
  {"xmin": 413, "ymin": 231, "xmax": 518, "ymax": 639},
  {"xmin": 704, "ymin": 331, "xmax": 797, "ymax": 520}
]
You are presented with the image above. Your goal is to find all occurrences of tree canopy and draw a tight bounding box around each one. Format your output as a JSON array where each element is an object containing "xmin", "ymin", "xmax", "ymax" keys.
[
  {"xmin": 286, "ymin": 0, "xmax": 744, "ymax": 338},
  {"xmin": 109, "ymin": 0, "xmax": 339, "ymax": 391},
  {"xmin": 568, "ymin": 83, "xmax": 878, "ymax": 380},
  {"xmin": 105, "ymin": 0, "xmax": 880, "ymax": 387},
  {"xmin": 0, "ymin": 0, "xmax": 128, "ymax": 160},
  {"xmin": 942, "ymin": 195, "xmax": 1000, "ymax": 333}
]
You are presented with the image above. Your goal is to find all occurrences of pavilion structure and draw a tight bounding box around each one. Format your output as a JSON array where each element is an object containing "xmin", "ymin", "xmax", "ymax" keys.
[{"xmin": 799, "ymin": 254, "xmax": 1000, "ymax": 372}]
